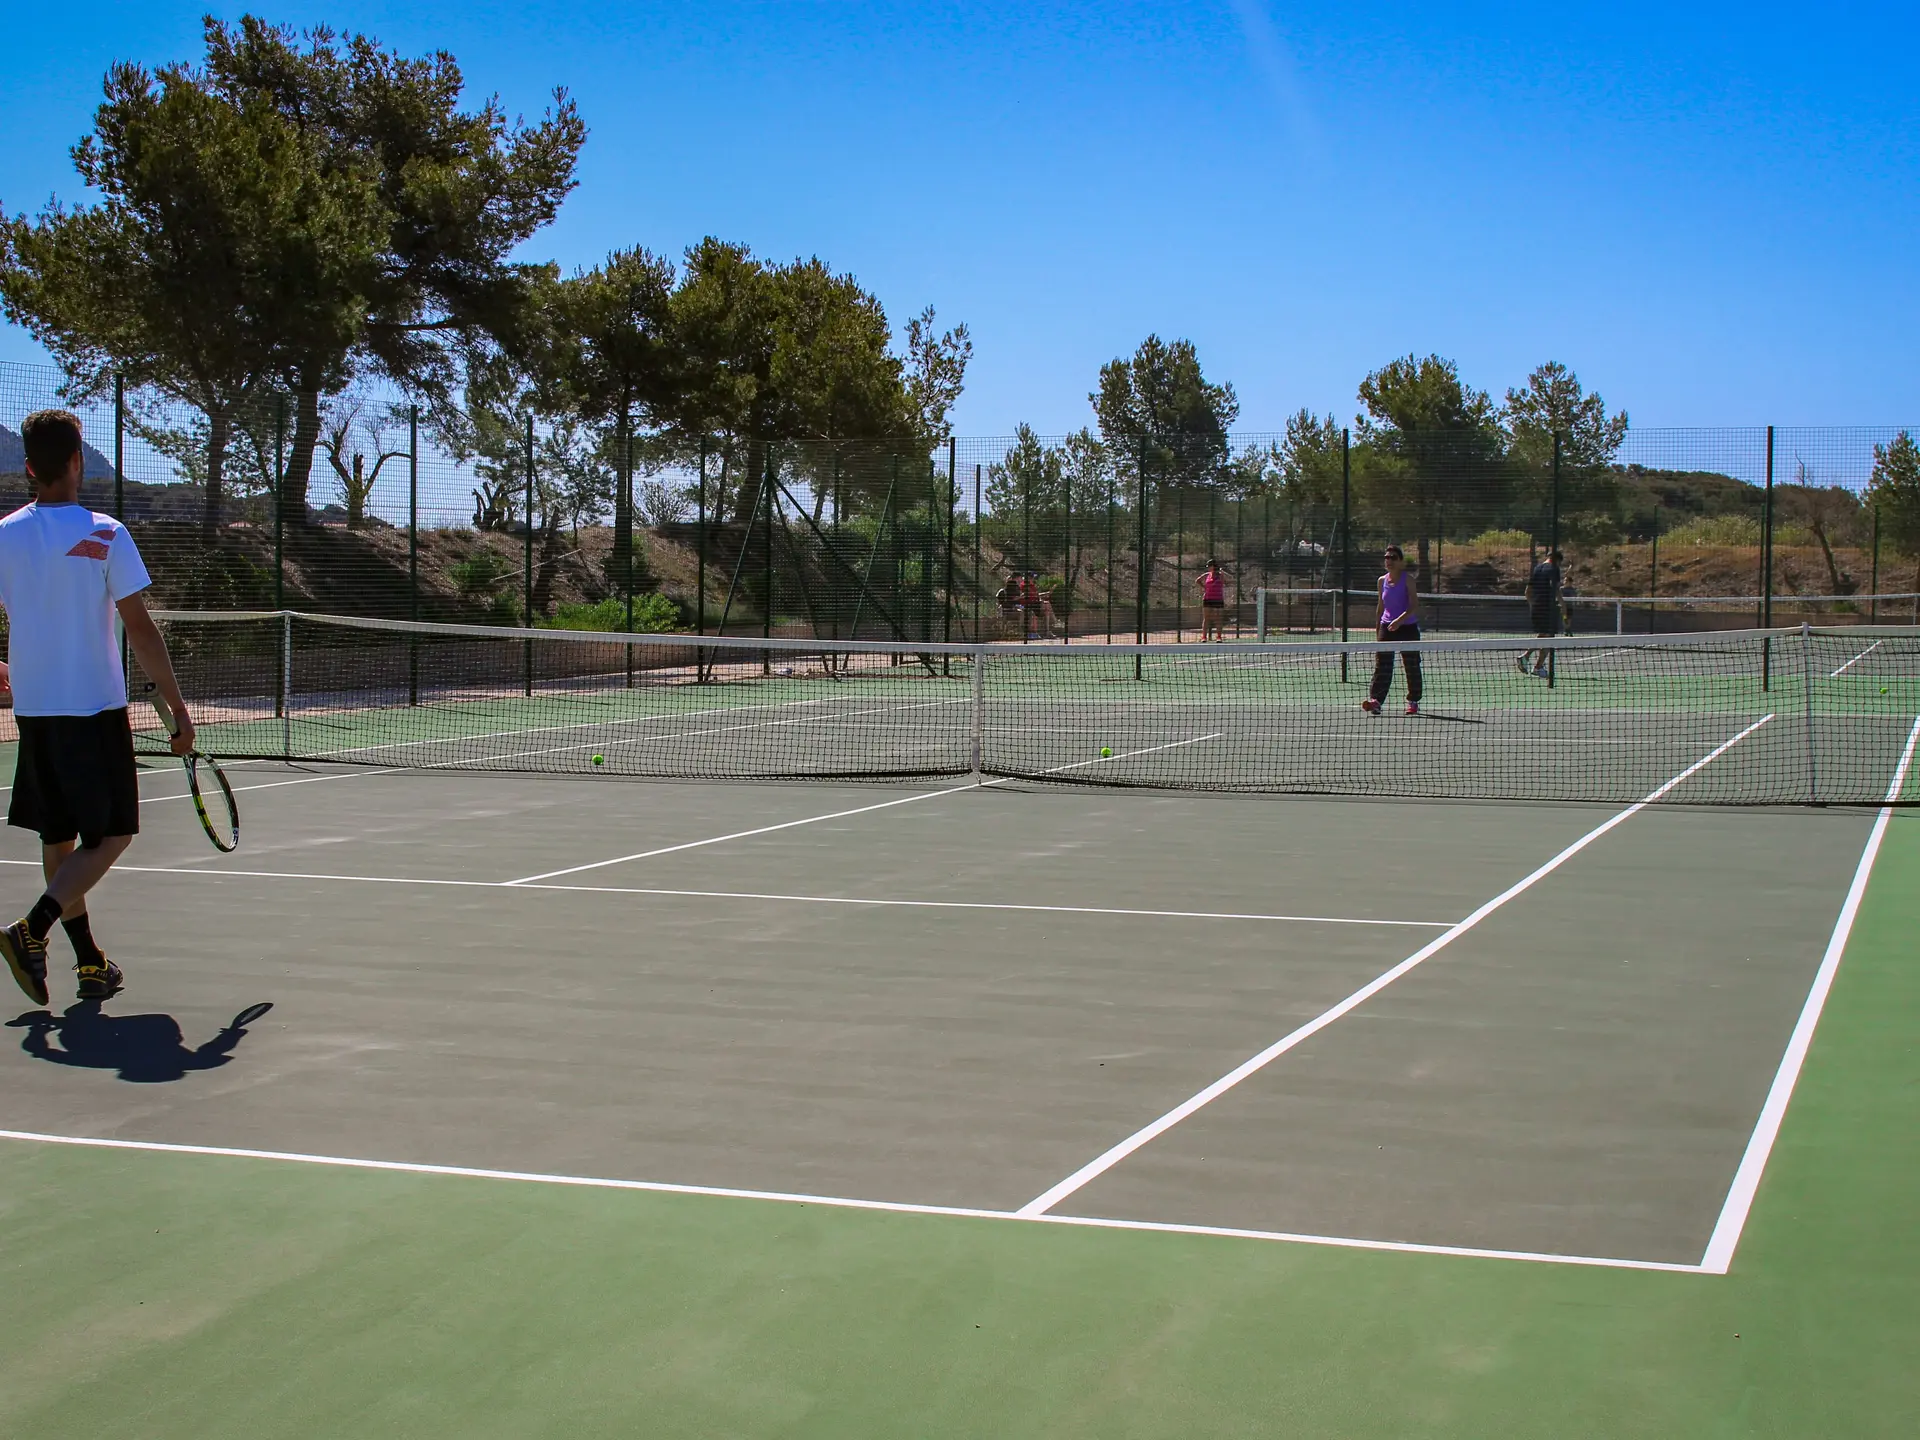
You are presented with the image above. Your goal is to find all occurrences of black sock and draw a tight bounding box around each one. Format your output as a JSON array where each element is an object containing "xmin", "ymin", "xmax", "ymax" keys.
[
  {"xmin": 62, "ymin": 913, "xmax": 103, "ymax": 966},
  {"xmin": 25, "ymin": 893, "xmax": 63, "ymax": 943}
]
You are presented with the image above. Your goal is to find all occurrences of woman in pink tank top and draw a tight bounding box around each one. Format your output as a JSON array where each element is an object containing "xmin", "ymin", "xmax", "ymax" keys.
[
  {"xmin": 1193, "ymin": 561, "xmax": 1227, "ymax": 642},
  {"xmin": 1362, "ymin": 545, "xmax": 1423, "ymax": 716}
]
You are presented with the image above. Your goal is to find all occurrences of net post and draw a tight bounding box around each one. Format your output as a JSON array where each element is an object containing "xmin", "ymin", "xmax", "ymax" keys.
[
  {"xmin": 1256, "ymin": 587, "xmax": 1267, "ymax": 642},
  {"xmin": 281, "ymin": 612, "xmax": 293, "ymax": 761},
  {"xmin": 1801, "ymin": 622, "xmax": 1818, "ymax": 804},
  {"xmin": 970, "ymin": 651, "xmax": 985, "ymax": 784}
]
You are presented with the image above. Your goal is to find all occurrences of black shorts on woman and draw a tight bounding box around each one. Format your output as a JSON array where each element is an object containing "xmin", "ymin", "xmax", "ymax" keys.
[{"xmin": 1369, "ymin": 622, "xmax": 1423, "ymax": 704}]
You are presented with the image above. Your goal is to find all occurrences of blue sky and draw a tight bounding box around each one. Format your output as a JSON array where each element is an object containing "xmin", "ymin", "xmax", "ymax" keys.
[{"xmin": 2, "ymin": 2, "xmax": 1914, "ymax": 432}]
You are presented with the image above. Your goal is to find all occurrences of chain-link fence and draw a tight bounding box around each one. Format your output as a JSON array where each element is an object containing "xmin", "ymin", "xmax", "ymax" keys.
[{"xmin": 3, "ymin": 360, "xmax": 1914, "ymax": 645}]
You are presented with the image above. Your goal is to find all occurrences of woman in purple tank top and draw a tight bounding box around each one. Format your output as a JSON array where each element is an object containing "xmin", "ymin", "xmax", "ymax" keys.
[{"xmin": 1362, "ymin": 545, "xmax": 1423, "ymax": 716}]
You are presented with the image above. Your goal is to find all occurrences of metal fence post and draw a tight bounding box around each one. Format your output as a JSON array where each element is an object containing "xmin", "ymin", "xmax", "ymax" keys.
[
  {"xmin": 1106, "ymin": 465, "xmax": 1115, "ymax": 644},
  {"xmin": 112, "ymin": 374, "xmax": 124, "ymax": 520},
  {"xmin": 1174, "ymin": 484, "xmax": 1185, "ymax": 643},
  {"xmin": 1550, "ymin": 430, "xmax": 1561, "ymax": 557},
  {"xmin": 1339, "ymin": 428, "xmax": 1351, "ymax": 681},
  {"xmin": 1870, "ymin": 505, "xmax": 1879, "ymax": 622},
  {"xmin": 1649, "ymin": 505, "xmax": 1659, "ymax": 628},
  {"xmin": 697, "ymin": 435, "xmax": 708, "ymax": 638},
  {"xmin": 973, "ymin": 463, "xmax": 983, "ymax": 642},
  {"xmin": 281, "ymin": 611, "xmax": 293, "ymax": 760},
  {"xmin": 970, "ymin": 651, "xmax": 986, "ymax": 783},
  {"xmin": 1134, "ymin": 438, "xmax": 1149, "ymax": 680},
  {"xmin": 523, "ymin": 416, "xmax": 534, "ymax": 697},
  {"xmin": 273, "ymin": 395, "xmax": 286, "ymax": 719},
  {"xmin": 1762, "ymin": 425, "xmax": 1775, "ymax": 629},
  {"xmin": 945, "ymin": 438, "xmax": 956, "ymax": 658},
  {"xmin": 408, "ymin": 404, "xmax": 419, "ymax": 705},
  {"xmin": 114, "ymin": 374, "xmax": 128, "ymax": 685},
  {"xmin": 273, "ymin": 396, "xmax": 285, "ymax": 614},
  {"xmin": 1801, "ymin": 622, "xmax": 1817, "ymax": 804}
]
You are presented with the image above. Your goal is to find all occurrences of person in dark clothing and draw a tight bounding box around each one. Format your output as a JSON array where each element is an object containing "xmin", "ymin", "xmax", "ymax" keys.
[
  {"xmin": 1362, "ymin": 545, "xmax": 1423, "ymax": 716},
  {"xmin": 1521, "ymin": 549, "xmax": 1563, "ymax": 678}
]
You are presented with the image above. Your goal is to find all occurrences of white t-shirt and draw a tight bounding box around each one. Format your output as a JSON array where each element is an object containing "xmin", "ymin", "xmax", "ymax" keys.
[{"xmin": 0, "ymin": 502, "xmax": 152, "ymax": 716}]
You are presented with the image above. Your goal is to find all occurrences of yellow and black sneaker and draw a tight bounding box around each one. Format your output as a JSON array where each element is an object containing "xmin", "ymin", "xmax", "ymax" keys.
[
  {"xmin": 1, "ymin": 920, "xmax": 50, "ymax": 1007},
  {"xmin": 75, "ymin": 959, "xmax": 124, "ymax": 1001}
]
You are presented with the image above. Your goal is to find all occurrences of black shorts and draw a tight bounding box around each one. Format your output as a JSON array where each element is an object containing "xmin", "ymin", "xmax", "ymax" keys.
[
  {"xmin": 1202, "ymin": 598, "xmax": 1224, "ymax": 610},
  {"xmin": 1530, "ymin": 609, "xmax": 1556, "ymax": 638},
  {"xmin": 9, "ymin": 709, "xmax": 140, "ymax": 848}
]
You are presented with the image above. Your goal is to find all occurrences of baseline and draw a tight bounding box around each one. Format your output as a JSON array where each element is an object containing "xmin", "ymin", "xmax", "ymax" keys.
[{"xmin": 0, "ymin": 1128, "xmax": 1703, "ymax": 1274}]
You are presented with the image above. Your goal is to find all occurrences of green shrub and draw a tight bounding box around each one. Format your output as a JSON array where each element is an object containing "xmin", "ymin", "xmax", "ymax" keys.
[
  {"xmin": 450, "ymin": 549, "xmax": 512, "ymax": 595},
  {"xmin": 541, "ymin": 594, "xmax": 682, "ymax": 634},
  {"xmin": 1464, "ymin": 528, "xmax": 1533, "ymax": 549},
  {"xmin": 1665, "ymin": 514, "xmax": 1761, "ymax": 546}
]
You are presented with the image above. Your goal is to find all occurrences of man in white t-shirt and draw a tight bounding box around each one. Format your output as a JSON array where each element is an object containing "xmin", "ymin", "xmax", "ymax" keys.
[{"xmin": 0, "ymin": 409, "xmax": 193, "ymax": 1006}]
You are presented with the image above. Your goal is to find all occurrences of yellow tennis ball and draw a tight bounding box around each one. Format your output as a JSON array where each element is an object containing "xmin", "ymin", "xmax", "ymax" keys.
[
  {"xmin": 1100, "ymin": 746, "xmax": 1112, "ymax": 758},
  {"xmin": 592, "ymin": 754, "xmax": 605, "ymax": 766}
]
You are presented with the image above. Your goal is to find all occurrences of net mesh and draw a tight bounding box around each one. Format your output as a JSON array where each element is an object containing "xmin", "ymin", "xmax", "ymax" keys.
[{"xmin": 127, "ymin": 611, "xmax": 1920, "ymax": 805}]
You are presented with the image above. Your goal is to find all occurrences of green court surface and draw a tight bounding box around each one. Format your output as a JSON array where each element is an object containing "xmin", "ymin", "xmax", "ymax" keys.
[{"xmin": 0, "ymin": 748, "xmax": 1916, "ymax": 1435}]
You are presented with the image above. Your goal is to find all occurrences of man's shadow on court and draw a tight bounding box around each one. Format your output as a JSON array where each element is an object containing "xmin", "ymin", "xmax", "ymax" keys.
[{"xmin": 6, "ymin": 1001, "xmax": 272, "ymax": 1083}]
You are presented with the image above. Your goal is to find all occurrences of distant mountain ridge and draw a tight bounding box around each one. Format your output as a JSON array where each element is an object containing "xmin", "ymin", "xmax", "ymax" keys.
[{"xmin": 0, "ymin": 423, "xmax": 119, "ymax": 481}]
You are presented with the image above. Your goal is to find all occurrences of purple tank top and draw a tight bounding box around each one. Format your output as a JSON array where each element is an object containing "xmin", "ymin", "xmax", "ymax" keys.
[{"xmin": 1379, "ymin": 572, "xmax": 1413, "ymax": 623}]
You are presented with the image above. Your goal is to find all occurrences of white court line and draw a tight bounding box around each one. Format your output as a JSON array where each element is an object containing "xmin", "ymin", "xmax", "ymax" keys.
[
  {"xmin": 1016, "ymin": 713, "xmax": 1779, "ymax": 1219},
  {"xmin": 1828, "ymin": 640, "xmax": 1883, "ymax": 678},
  {"xmin": 0, "ymin": 1129, "xmax": 1701, "ymax": 1273},
  {"xmin": 503, "ymin": 732, "xmax": 1222, "ymax": 885},
  {"xmin": 0, "ymin": 858, "xmax": 1446, "ymax": 928},
  {"xmin": 0, "ymin": 756, "xmax": 286, "ymax": 798},
  {"xmin": 310, "ymin": 691, "xmax": 846, "ymax": 759},
  {"xmin": 464, "ymin": 696, "xmax": 967, "ymax": 769},
  {"xmin": 141, "ymin": 767, "xmax": 403, "ymax": 804},
  {"xmin": 1697, "ymin": 713, "xmax": 1920, "ymax": 1275}
]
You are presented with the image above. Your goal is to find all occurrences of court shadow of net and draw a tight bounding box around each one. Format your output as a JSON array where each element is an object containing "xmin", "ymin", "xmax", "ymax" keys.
[{"xmin": 6, "ymin": 1002, "xmax": 272, "ymax": 1083}]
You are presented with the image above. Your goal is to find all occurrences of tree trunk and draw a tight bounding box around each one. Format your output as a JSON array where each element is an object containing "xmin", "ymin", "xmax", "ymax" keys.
[
  {"xmin": 735, "ymin": 437, "xmax": 768, "ymax": 525},
  {"xmin": 533, "ymin": 512, "xmax": 566, "ymax": 616},
  {"xmin": 1416, "ymin": 533, "xmax": 1432, "ymax": 593},
  {"xmin": 278, "ymin": 385, "xmax": 322, "ymax": 528},
  {"xmin": 1811, "ymin": 521, "xmax": 1849, "ymax": 594},
  {"xmin": 346, "ymin": 456, "xmax": 367, "ymax": 530},
  {"xmin": 201, "ymin": 408, "xmax": 230, "ymax": 541}
]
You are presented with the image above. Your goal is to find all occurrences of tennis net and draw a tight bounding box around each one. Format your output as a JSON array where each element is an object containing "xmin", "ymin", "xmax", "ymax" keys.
[{"xmin": 130, "ymin": 611, "xmax": 1920, "ymax": 805}]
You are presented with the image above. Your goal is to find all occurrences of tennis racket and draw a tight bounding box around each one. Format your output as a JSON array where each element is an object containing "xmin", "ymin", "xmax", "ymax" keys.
[{"xmin": 145, "ymin": 684, "xmax": 239, "ymax": 853}]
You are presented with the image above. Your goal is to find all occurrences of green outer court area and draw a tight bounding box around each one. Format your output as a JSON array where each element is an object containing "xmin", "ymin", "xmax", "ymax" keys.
[{"xmin": 1, "ymin": 713, "xmax": 1916, "ymax": 1434}]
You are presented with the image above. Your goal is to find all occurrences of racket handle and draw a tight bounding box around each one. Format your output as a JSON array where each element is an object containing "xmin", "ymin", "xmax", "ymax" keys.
[{"xmin": 144, "ymin": 682, "xmax": 180, "ymax": 739}]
